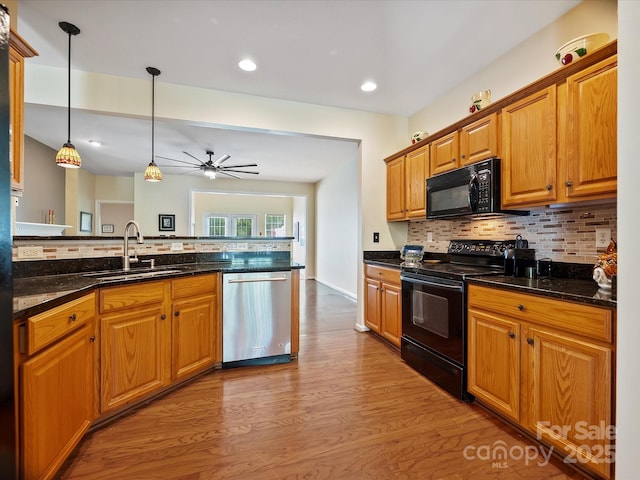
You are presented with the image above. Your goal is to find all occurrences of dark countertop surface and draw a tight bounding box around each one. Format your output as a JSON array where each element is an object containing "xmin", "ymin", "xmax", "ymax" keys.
[
  {"xmin": 14, "ymin": 260, "xmax": 304, "ymax": 320},
  {"xmin": 363, "ymin": 256, "xmax": 615, "ymax": 309}
]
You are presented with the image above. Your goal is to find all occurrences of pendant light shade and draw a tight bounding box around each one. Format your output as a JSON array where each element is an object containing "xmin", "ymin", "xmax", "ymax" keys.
[
  {"xmin": 144, "ymin": 67, "xmax": 162, "ymax": 182},
  {"xmin": 56, "ymin": 21, "xmax": 82, "ymax": 168}
]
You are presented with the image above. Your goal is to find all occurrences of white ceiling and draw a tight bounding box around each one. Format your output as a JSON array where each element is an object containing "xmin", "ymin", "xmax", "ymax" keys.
[{"xmin": 18, "ymin": 0, "xmax": 581, "ymax": 181}]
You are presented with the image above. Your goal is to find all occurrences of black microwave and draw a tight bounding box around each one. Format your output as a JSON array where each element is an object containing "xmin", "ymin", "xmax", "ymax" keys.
[{"xmin": 426, "ymin": 157, "xmax": 528, "ymax": 219}]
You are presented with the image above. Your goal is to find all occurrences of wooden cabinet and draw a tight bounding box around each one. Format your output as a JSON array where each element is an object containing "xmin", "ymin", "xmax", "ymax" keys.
[
  {"xmin": 467, "ymin": 284, "xmax": 614, "ymax": 479},
  {"xmin": 385, "ymin": 145, "xmax": 429, "ymax": 221},
  {"xmin": 430, "ymin": 113, "xmax": 500, "ymax": 176},
  {"xmin": 558, "ymin": 55, "xmax": 617, "ymax": 202},
  {"xmin": 364, "ymin": 264, "xmax": 402, "ymax": 347},
  {"xmin": 171, "ymin": 274, "xmax": 217, "ymax": 380},
  {"xmin": 9, "ymin": 29, "xmax": 38, "ymax": 193},
  {"xmin": 501, "ymin": 87, "xmax": 557, "ymax": 207},
  {"xmin": 99, "ymin": 281, "xmax": 171, "ymax": 413},
  {"xmin": 19, "ymin": 293, "xmax": 96, "ymax": 480}
]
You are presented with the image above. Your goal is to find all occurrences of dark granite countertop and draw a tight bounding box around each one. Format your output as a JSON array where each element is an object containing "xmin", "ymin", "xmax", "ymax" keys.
[
  {"xmin": 14, "ymin": 259, "xmax": 304, "ymax": 320},
  {"xmin": 363, "ymin": 255, "xmax": 615, "ymax": 309}
]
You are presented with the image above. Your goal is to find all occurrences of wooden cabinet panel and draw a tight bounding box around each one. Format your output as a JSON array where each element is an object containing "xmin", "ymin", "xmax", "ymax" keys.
[
  {"xmin": 172, "ymin": 274, "xmax": 217, "ymax": 299},
  {"xmin": 364, "ymin": 264, "xmax": 401, "ymax": 347},
  {"xmin": 405, "ymin": 146, "xmax": 428, "ymax": 218},
  {"xmin": 21, "ymin": 325, "xmax": 94, "ymax": 480},
  {"xmin": 561, "ymin": 55, "xmax": 617, "ymax": 201},
  {"xmin": 502, "ymin": 87, "xmax": 557, "ymax": 207},
  {"xmin": 460, "ymin": 112, "xmax": 499, "ymax": 165},
  {"xmin": 100, "ymin": 281, "xmax": 166, "ymax": 313},
  {"xmin": 430, "ymin": 131, "xmax": 459, "ymax": 175},
  {"xmin": 467, "ymin": 308, "xmax": 520, "ymax": 421},
  {"xmin": 381, "ymin": 281, "xmax": 402, "ymax": 346},
  {"xmin": 523, "ymin": 325, "xmax": 612, "ymax": 479},
  {"xmin": 364, "ymin": 277, "xmax": 381, "ymax": 333},
  {"xmin": 386, "ymin": 155, "xmax": 406, "ymax": 221},
  {"xmin": 100, "ymin": 302, "xmax": 171, "ymax": 412},
  {"xmin": 27, "ymin": 293, "xmax": 95, "ymax": 355},
  {"xmin": 172, "ymin": 294, "xmax": 216, "ymax": 380}
]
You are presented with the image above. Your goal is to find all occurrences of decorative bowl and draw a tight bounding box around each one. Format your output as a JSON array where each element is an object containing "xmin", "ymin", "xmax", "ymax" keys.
[
  {"xmin": 555, "ymin": 32, "xmax": 610, "ymax": 66},
  {"xmin": 15, "ymin": 222, "xmax": 72, "ymax": 236}
]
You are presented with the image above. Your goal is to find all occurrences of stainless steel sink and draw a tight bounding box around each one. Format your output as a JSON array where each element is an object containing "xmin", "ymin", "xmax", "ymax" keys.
[{"xmin": 83, "ymin": 267, "xmax": 184, "ymax": 282}]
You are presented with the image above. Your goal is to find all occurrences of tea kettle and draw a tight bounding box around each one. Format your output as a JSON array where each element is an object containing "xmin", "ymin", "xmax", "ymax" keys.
[{"xmin": 400, "ymin": 245, "xmax": 424, "ymax": 265}]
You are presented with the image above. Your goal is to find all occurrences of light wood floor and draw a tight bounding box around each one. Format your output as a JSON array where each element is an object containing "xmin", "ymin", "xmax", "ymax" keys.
[{"xmin": 58, "ymin": 280, "xmax": 588, "ymax": 480}]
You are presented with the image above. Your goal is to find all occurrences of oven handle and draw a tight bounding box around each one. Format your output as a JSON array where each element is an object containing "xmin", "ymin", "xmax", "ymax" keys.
[{"xmin": 401, "ymin": 275, "xmax": 464, "ymax": 292}]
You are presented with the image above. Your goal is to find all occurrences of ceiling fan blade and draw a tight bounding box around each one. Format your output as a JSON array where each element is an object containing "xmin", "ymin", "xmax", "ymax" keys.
[
  {"xmin": 156, "ymin": 156, "xmax": 199, "ymax": 166},
  {"xmin": 182, "ymin": 151, "xmax": 207, "ymax": 165},
  {"xmin": 222, "ymin": 169, "xmax": 259, "ymax": 175},
  {"xmin": 156, "ymin": 164, "xmax": 200, "ymax": 168},
  {"xmin": 213, "ymin": 154, "xmax": 231, "ymax": 166},
  {"xmin": 221, "ymin": 163, "xmax": 258, "ymax": 169},
  {"xmin": 218, "ymin": 171, "xmax": 242, "ymax": 179}
]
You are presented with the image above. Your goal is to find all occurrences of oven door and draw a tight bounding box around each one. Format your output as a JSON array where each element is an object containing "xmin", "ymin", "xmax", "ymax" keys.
[{"xmin": 401, "ymin": 273, "xmax": 464, "ymax": 365}]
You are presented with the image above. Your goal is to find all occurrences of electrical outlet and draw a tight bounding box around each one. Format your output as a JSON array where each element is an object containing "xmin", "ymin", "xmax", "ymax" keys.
[
  {"xmin": 595, "ymin": 228, "xmax": 611, "ymax": 249},
  {"xmin": 373, "ymin": 232, "xmax": 379, "ymax": 243},
  {"xmin": 18, "ymin": 246, "xmax": 44, "ymax": 259},
  {"xmin": 427, "ymin": 232, "xmax": 433, "ymax": 242},
  {"xmin": 170, "ymin": 242, "xmax": 183, "ymax": 251}
]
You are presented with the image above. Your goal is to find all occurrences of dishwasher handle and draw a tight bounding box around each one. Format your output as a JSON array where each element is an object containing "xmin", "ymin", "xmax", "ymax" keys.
[{"xmin": 227, "ymin": 276, "xmax": 289, "ymax": 284}]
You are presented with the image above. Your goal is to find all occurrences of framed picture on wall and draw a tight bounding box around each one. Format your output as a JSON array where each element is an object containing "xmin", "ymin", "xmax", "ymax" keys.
[
  {"xmin": 158, "ymin": 214, "xmax": 175, "ymax": 232},
  {"xmin": 80, "ymin": 211, "xmax": 92, "ymax": 232},
  {"xmin": 101, "ymin": 224, "xmax": 114, "ymax": 234}
]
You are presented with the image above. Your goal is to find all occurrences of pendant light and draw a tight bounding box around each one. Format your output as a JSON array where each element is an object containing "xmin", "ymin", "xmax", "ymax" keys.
[
  {"xmin": 56, "ymin": 21, "xmax": 82, "ymax": 168},
  {"xmin": 144, "ymin": 67, "xmax": 163, "ymax": 182}
]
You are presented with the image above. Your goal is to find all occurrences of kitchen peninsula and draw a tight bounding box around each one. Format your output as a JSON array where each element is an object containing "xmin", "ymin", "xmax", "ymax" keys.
[{"xmin": 12, "ymin": 235, "xmax": 303, "ymax": 480}]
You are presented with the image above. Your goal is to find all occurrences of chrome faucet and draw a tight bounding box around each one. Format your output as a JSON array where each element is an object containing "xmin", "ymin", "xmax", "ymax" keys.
[{"xmin": 123, "ymin": 220, "xmax": 144, "ymax": 271}]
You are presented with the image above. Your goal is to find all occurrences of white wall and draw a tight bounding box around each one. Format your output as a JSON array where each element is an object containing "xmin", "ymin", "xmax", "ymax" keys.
[
  {"xmin": 316, "ymin": 156, "xmax": 359, "ymax": 298},
  {"xmin": 615, "ymin": 1, "xmax": 639, "ymax": 476}
]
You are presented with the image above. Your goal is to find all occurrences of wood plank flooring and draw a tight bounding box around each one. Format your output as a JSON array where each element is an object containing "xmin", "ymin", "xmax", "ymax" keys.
[{"xmin": 57, "ymin": 280, "xmax": 589, "ymax": 480}]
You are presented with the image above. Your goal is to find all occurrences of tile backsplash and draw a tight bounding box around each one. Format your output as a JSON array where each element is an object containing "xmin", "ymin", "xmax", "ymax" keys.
[{"xmin": 407, "ymin": 203, "xmax": 616, "ymax": 264}]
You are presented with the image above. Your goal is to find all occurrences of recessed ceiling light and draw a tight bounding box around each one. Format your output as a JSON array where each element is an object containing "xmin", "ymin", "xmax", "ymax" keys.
[
  {"xmin": 361, "ymin": 81, "xmax": 377, "ymax": 92},
  {"xmin": 238, "ymin": 59, "xmax": 257, "ymax": 72},
  {"xmin": 88, "ymin": 140, "xmax": 102, "ymax": 147}
]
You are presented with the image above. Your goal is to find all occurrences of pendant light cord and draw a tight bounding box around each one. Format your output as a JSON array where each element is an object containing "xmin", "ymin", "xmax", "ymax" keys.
[
  {"xmin": 66, "ymin": 30, "xmax": 71, "ymax": 144},
  {"xmin": 151, "ymin": 73, "xmax": 155, "ymax": 162}
]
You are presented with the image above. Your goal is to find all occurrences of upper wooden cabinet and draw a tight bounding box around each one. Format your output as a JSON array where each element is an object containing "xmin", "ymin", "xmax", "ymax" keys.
[
  {"xmin": 385, "ymin": 144, "xmax": 428, "ymax": 221},
  {"xmin": 558, "ymin": 55, "xmax": 617, "ymax": 202},
  {"xmin": 430, "ymin": 131, "xmax": 459, "ymax": 175},
  {"xmin": 9, "ymin": 29, "xmax": 38, "ymax": 194},
  {"xmin": 501, "ymin": 87, "xmax": 557, "ymax": 207}
]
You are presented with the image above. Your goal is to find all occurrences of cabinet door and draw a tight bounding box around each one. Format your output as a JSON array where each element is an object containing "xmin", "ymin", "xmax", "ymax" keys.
[
  {"xmin": 172, "ymin": 294, "xmax": 216, "ymax": 380},
  {"xmin": 100, "ymin": 304, "xmax": 171, "ymax": 412},
  {"xmin": 386, "ymin": 155, "xmax": 406, "ymax": 221},
  {"xmin": 501, "ymin": 87, "xmax": 557, "ymax": 207},
  {"xmin": 405, "ymin": 146, "xmax": 428, "ymax": 218},
  {"xmin": 22, "ymin": 325, "xmax": 94, "ymax": 480},
  {"xmin": 364, "ymin": 277, "xmax": 381, "ymax": 333},
  {"xmin": 523, "ymin": 326, "xmax": 612, "ymax": 479},
  {"xmin": 460, "ymin": 112, "xmax": 499, "ymax": 165},
  {"xmin": 9, "ymin": 45, "xmax": 24, "ymax": 192},
  {"xmin": 430, "ymin": 131, "xmax": 459, "ymax": 175},
  {"xmin": 562, "ymin": 55, "xmax": 617, "ymax": 200},
  {"xmin": 467, "ymin": 308, "xmax": 520, "ymax": 421},
  {"xmin": 380, "ymin": 281, "xmax": 402, "ymax": 347}
]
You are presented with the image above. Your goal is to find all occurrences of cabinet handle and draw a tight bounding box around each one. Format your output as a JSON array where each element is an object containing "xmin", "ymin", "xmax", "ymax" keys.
[
  {"xmin": 174, "ymin": 311, "xmax": 180, "ymax": 317},
  {"xmin": 161, "ymin": 314, "xmax": 167, "ymax": 320},
  {"xmin": 546, "ymin": 184, "xmax": 553, "ymax": 191},
  {"xmin": 89, "ymin": 336, "xmax": 96, "ymax": 343},
  {"xmin": 451, "ymin": 158, "xmax": 456, "ymax": 163},
  {"xmin": 69, "ymin": 313, "xmax": 77, "ymax": 322},
  {"xmin": 527, "ymin": 338, "xmax": 535, "ymax": 346},
  {"xmin": 517, "ymin": 304, "xmax": 525, "ymax": 311},
  {"xmin": 508, "ymin": 332, "xmax": 516, "ymax": 339},
  {"xmin": 461, "ymin": 154, "xmax": 466, "ymax": 159},
  {"xmin": 565, "ymin": 180, "xmax": 573, "ymax": 187}
]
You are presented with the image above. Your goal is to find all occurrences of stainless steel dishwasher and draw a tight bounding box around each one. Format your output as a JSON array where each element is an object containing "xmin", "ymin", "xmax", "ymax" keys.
[{"xmin": 222, "ymin": 270, "xmax": 292, "ymax": 367}]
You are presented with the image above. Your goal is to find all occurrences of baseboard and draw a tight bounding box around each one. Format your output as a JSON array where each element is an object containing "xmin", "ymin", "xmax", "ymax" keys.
[{"xmin": 313, "ymin": 278, "xmax": 356, "ymax": 301}]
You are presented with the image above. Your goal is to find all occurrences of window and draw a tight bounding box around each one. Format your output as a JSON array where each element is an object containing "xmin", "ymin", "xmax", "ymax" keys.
[
  {"xmin": 206, "ymin": 214, "xmax": 257, "ymax": 237},
  {"xmin": 265, "ymin": 214, "xmax": 286, "ymax": 237}
]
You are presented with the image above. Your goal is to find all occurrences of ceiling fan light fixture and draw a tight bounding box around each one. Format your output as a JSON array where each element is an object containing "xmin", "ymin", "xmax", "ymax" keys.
[
  {"xmin": 204, "ymin": 167, "xmax": 216, "ymax": 179},
  {"xmin": 145, "ymin": 66, "xmax": 162, "ymax": 182},
  {"xmin": 57, "ymin": 21, "xmax": 81, "ymax": 168}
]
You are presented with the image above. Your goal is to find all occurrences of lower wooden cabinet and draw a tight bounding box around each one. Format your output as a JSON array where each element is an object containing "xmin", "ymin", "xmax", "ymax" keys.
[
  {"xmin": 364, "ymin": 264, "xmax": 402, "ymax": 347},
  {"xmin": 467, "ymin": 284, "xmax": 614, "ymax": 479},
  {"xmin": 19, "ymin": 293, "xmax": 96, "ymax": 480}
]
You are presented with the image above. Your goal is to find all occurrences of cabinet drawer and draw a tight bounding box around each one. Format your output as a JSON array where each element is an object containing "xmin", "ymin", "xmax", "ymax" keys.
[
  {"xmin": 468, "ymin": 285, "xmax": 612, "ymax": 343},
  {"xmin": 172, "ymin": 274, "xmax": 217, "ymax": 299},
  {"xmin": 100, "ymin": 281, "xmax": 167, "ymax": 313},
  {"xmin": 27, "ymin": 293, "xmax": 95, "ymax": 355},
  {"xmin": 365, "ymin": 264, "xmax": 400, "ymax": 285}
]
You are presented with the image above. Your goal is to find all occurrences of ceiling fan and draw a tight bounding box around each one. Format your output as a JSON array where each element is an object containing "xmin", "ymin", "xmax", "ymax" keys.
[{"xmin": 156, "ymin": 150, "xmax": 259, "ymax": 179}]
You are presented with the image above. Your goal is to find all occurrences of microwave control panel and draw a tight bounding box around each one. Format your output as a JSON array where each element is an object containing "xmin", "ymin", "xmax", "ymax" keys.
[{"xmin": 476, "ymin": 169, "xmax": 492, "ymax": 212}]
